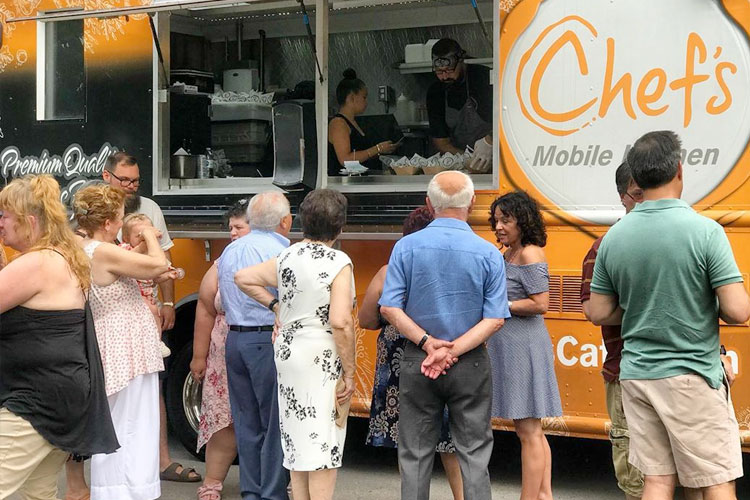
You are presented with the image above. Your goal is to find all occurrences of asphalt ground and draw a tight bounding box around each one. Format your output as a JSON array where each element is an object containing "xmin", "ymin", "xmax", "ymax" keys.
[{"xmin": 10, "ymin": 417, "xmax": 750, "ymax": 499}]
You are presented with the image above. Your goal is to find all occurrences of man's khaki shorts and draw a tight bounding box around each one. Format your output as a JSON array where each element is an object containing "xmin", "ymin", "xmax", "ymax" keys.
[
  {"xmin": 621, "ymin": 374, "xmax": 743, "ymax": 489},
  {"xmin": 605, "ymin": 381, "xmax": 644, "ymax": 497}
]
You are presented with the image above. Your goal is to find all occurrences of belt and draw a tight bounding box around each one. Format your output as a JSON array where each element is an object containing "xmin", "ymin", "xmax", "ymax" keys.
[{"xmin": 228, "ymin": 325, "xmax": 274, "ymax": 333}]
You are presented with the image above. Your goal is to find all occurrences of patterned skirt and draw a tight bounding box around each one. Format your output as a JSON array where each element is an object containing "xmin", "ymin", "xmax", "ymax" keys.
[
  {"xmin": 197, "ymin": 314, "xmax": 233, "ymax": 451},
  {"xmin": 366, "ymin": 325, "xmax": 455, "ymax": 452}
]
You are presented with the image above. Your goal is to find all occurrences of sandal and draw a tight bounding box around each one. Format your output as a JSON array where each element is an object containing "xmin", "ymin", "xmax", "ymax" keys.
[
  {"xmin": 197, "ymin": 482, "xmax": 223, "ymax": 500},
  {"xmin": 160, "ymin": 462, "xmax": 202, "ymax": 482}
]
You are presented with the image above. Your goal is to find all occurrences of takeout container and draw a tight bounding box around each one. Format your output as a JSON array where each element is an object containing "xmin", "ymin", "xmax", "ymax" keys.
[
  {"xmin": 422, "ymin": 165, "xmax": 448, "ymax": 175},
  {"xmin": 392, "ymin": 165, "xmax": 421, "ymax": 175}
]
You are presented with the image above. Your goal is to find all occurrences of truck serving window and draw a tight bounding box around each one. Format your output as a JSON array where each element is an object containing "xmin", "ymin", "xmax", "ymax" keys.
[{"xmin": 36, "ymin": 18, "xmax": 85, "ymax": 121}]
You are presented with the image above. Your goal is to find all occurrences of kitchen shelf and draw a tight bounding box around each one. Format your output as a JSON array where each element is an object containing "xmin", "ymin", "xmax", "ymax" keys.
[{"xmin": 396, "ymin": 58, "xmax": 493, "ymax": 74}]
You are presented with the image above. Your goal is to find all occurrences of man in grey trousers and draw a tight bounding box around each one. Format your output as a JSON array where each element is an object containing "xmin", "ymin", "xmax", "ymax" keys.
[{"xmin": 380, "ymin": 171, "xmax": 510, "ymax": 500}]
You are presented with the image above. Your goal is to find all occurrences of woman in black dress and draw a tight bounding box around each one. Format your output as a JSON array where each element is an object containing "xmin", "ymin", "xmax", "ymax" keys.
[
  {"xmin": 327, "ymin": 69, "xmax": 398, "ymax": 175},
  {"xmin": 0, "ymin": 175, "xmax": 118, "ymax": 499}
]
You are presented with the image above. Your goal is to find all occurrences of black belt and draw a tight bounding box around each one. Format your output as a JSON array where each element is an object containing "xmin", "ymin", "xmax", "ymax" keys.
[{"xmin": 228, "ymin": 325, "xmax": 274, "ymax": 333}]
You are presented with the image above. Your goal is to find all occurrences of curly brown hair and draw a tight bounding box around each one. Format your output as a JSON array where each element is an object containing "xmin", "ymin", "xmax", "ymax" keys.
[
  {"xmin": 402, "ymin": 206, "xmax": 433, "ymax": 236},
  {"xmin": 73, "ymin": 183, "xmax": 128, "ymax": 237},
  {"xmin": 489, "ymin": 191, "xmax": 547, "ymax": 247}
]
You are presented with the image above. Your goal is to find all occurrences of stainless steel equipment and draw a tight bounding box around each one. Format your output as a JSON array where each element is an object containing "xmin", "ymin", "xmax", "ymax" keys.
[{"xmin": 170, "ymin": 155, "xmax": 198, "ymax": 178}]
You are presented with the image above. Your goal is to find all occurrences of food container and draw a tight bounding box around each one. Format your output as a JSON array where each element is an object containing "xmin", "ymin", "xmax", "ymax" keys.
[
  {"xmin": 170, "ymin": 154, "xmax": 197, "ymax": 179},
  {"xmin": 422, "ymin": 165, "xmax": 448, "ymax": 175},
  {"xmin": 392, "ymin": 165, "xmax": 421, "ymax": 175}
]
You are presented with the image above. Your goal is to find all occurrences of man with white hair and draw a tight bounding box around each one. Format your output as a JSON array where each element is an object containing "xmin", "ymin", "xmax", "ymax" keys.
[
  {"xmin": 217, "ymin": 192, "xmax": 293, "ymax": 500},
  {"xmin": 380, "ymin": 171, "xmax": 510, "ymax": 500}
]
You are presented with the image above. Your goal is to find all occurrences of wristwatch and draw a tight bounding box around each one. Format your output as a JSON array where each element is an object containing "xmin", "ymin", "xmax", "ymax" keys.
[
  {"xmin": 417, "ymin": 333, "xmax": 430, "ymax": 349},
  {"xmin": 508, "ymin": 301, "xmax": 513, "ymax": 314},
  {"xmin": 162, "ymin": 302, "xmax": 174, "ymax": 308},
  {"xmin": 268, "ymin": 298, "xmax": 280, "ymax": 312}
]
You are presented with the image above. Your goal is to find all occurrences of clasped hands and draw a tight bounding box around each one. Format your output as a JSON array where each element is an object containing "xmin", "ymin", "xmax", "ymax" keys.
[{"xmin": 421, "ymin": 337, "xmax": 459, "ymax": 380}]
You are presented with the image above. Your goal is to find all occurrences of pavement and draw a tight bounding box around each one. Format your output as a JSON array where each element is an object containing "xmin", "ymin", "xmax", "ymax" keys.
[{"xmin": 9, "ymin": 418, "xmax": 750, "ymax": 499}]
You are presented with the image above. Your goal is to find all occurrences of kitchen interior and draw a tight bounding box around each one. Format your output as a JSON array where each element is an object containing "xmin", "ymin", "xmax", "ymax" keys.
[{"xmin": 160, "ymin": 0, "xmax": 495, "ymax": 197}]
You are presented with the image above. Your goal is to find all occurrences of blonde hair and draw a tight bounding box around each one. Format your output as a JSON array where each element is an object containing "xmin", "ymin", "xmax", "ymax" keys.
[
  {"xmin": 121, "ymin": 213, "xmax": 153, "ymax": 242},
  {"xmin": 73, "ymin": 183, "xmax": 128, "ymax": 237},
  {"xmin": 0, "ymin": 175, "xmax": 91, "ymax": 289}
]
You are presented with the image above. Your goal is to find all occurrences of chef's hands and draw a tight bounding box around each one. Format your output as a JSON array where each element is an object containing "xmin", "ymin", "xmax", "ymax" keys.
[
  {"xmin": 469, "ymin": 137, "xmax": 492, "ymax": 173},
  {"xmin": 377, "ymin": 141, "xmax": 398, "ymax": 155}
]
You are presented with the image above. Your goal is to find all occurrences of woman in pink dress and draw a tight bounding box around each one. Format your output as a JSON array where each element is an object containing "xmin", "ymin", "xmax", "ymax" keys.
[
  {"xmin": 190, "ymin": 200, "xmax": 251, "ymax": 500},
  {"xmin": 73, "ymin": 184, "xmax": 176, "ymax": 500}
]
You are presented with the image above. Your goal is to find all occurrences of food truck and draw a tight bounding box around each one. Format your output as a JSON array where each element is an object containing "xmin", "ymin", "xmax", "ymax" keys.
[{"xmin": 1, "ymin": 0, "xmax": 748, "ymax": 456}]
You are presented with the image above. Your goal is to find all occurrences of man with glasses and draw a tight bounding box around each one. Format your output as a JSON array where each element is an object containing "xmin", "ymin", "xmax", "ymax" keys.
[
  {"xmin": 581, "ymin": 162, "xmax": 645, "ymax": 500},
  {"xmin": 426, "ymin": 38, "xmax": 493, "ymax": 172}
]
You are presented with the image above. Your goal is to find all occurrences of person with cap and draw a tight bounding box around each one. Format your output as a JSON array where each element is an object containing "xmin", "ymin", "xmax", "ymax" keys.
[{"xmin": 426, "ymin": 38, "xmax": 493, "ymax": 173}]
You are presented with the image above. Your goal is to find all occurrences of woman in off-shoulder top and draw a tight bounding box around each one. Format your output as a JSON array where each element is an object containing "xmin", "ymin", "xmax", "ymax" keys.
[
  {"xmin": 0, "ymin": 175, "xmax": 118, "ymax": 500},
  {"xmin": 487, "ymin": 191, "xmax": 562, "ymax": 500}
]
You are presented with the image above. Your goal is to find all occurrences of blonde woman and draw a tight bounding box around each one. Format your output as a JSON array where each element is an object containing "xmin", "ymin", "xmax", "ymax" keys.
[
  {"xmin": 73, "ymin": 184, "xmax": 175, "ymax": 500},
  {"xmin": 0, "ymin": 175, "xmax": 118, "ymax": 500}
]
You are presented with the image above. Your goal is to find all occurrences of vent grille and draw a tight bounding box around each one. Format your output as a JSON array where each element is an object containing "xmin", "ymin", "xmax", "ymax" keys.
[{"xmin": 548, "ymin": 274, "xmax": 583, "ymax": 314}]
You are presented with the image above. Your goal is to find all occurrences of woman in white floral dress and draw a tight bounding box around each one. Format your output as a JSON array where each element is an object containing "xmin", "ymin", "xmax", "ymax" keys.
[{"xmin": 236, "ymin": 189, "xmax": 356, "ymax": 500}]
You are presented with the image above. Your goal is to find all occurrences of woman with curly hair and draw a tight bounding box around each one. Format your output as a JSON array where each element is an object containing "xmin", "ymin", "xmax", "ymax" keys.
[
  {"xmin": 0, "ymin": 175, "xmax": 118, "ymax": 499},
  {"xmin": 358, "ymin": 206, "xmax": 464, "ymax": 500},
  {"xmin": 488, "ymin": 191, "xmax": 562, "ymax": 500},
  {"xmin": 74, "ymin": 183, "xmax": 175, "ymax": 500}
]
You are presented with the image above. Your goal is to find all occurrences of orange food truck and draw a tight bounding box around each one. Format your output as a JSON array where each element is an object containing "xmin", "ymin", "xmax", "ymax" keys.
[{"xmin": 1, "ymin": 0, "xmax": 748, "ymax": 456}]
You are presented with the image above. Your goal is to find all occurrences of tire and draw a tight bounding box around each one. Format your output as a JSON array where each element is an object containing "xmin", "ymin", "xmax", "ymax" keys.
[{"xmin": 165, "ymin": 340, "xmax": 205, "ymax": 460}]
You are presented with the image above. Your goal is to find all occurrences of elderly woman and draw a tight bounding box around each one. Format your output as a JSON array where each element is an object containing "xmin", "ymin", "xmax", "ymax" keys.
[
  {"xmin": 0, "ymin": 175, "xmax": 118, "ymax": 499},
  {"xmin": 74, "ymin": 183, "xmax": 174, "ymax": 500},
  {"xmin": 190, "ymin": 200, "xmax": 251, "ymax": 500},
  {"xmin": 488, "ymin": 191, "xmax": 562, "ymax": 500},
  {"xmin": 236, "ymin": 189, "xmax": 356, "ymax": 500},
  {"xmin": 359, "ymin": 206, "xmax": 464, "ymax": 500}
]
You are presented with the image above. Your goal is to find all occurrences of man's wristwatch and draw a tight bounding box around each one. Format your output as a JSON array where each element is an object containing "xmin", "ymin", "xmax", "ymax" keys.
[
  {"xmin": 417, "ymin": 333, "xmax": 430, "ymax": 349},
  {"xmin": 268, "ymin": 298, "xmax": 279, "ymax": 312},
  {"xmin": 508, "ymin": 301, "xmax": 513, "ymax": 314},
  {"xmin": 162, "ymin": 302, "xmax": 174, "ymax": 308}
]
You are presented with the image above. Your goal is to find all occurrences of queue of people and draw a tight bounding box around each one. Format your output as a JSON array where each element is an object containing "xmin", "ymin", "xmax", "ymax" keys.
[{"xmin": 2, "ymin": 128, "xmax": 749, "ymax": 500}]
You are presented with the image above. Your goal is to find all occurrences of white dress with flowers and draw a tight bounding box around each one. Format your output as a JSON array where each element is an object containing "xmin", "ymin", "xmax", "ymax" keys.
[{"xmin": 274, "ymin": 242, "xmax": 355, "ymax": 471}]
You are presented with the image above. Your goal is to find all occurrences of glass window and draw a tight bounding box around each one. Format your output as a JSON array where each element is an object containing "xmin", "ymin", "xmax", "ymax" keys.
[{"xmin": 37, "ymin": 19, "xmax": 85, "ymax": 121}]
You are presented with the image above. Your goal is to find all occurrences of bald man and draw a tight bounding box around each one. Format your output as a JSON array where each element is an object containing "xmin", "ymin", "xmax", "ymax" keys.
[{"xmin": 380, "ymin": 171, "xmax": 510, "ymax": 500}]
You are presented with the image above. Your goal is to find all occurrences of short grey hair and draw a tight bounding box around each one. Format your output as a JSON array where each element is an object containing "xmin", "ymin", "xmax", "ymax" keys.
[
  {"xmin": 427, "ymin": 171, "xmax": 474, "ymax": 212},
  {"xmin": 247, "ymin": 192, "xmax": 291, "ymax": 231}
]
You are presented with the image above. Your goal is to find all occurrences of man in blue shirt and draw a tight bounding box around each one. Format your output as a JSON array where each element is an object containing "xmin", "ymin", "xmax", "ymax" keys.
[
  {"xmin": 218, "ymin": 191, "xmax": 292, "ymax": 500},
  {"xmin": 380, "ymin": 171, "xmax": 509, "ymax": 500}
]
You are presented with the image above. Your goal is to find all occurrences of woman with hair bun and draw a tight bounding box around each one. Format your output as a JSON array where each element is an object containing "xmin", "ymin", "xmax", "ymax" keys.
[
  {"xmin": 488, "ymin": 190, "xmax": 562, "ymax": 500},
  {"xmin": 73, "ymin": 183, "xmax": 177, "ymax": 500},
  {"xmin": 0, "ymin": 175, "xmax": 118, "ymax": 499},
  {"xmin": 327, "ymin": 68, "xmax": 398, "ymax": 176}
]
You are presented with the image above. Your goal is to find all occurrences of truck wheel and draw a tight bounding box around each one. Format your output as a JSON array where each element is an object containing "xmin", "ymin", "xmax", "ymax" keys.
[{"xmin": 165, "ymin": 340, "xmax": 204, "ymax": 460}]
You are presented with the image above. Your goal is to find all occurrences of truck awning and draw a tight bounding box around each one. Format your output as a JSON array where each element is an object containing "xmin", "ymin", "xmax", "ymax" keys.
[{"xmin": 5, "ymin": 0, "xmax": 274, "ymax": 23}]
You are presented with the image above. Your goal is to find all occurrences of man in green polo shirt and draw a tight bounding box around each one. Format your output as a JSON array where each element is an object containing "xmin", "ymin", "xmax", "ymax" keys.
[{"xmin": 588, "ymin": 130, "xmax": 750, "ymax": 499}]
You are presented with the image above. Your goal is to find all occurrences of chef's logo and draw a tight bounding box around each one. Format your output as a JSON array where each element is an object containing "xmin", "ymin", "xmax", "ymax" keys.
[{"xmin": 515, "ymin": 15, "xmax": 738, "ymax": 136}]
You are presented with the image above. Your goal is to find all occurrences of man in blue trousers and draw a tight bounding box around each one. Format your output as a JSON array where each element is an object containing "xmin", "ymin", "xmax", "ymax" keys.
[{"xmin": 218, "ymin": 192, "xmax": 292, "ymax": 500}]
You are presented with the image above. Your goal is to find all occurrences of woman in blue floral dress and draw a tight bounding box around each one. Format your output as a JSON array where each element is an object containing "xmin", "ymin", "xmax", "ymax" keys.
[{"xmin": 359, "ymin": 206, "xmax": 464, "ymax": 500}]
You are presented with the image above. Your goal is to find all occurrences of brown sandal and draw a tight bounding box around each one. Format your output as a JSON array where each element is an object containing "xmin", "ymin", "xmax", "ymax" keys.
[{"xmin": 160, "ymin": 462, "xmax": 202, "ymax": 482}]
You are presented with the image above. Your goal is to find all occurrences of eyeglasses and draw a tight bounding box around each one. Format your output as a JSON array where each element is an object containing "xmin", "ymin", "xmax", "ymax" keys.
[
  {"xmin": 624, "ymin": 190, "xmax": 644, "ymax": 202},
  {"xmin": 108, "ymin": 171, "xmax": 140, "ymax": 188}
]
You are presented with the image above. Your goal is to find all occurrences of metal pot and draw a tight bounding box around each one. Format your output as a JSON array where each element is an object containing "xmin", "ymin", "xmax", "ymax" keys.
[{"xmin": 171, "ymin": 155, "xmax": 198, "ymax": 179}]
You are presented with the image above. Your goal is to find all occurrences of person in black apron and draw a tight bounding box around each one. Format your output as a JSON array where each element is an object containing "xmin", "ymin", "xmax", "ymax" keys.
[
  {"xmin": 426, "ymin": 39, "xmax": 493, "ymax": 173},
  {"xmin": 328, "ymin": 69, "xmax": 398, "ymax": 176}
]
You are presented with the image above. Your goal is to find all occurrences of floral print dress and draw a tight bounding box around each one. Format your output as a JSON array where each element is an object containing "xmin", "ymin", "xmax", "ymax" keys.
[
  {"xmin": 366, "ymin": 324, "xmax": 455, "ymax": 452},
  {"xmin": 275, "ymin": 242, "xmax": 355, "ymax": 471},
  {"xmin": 196, "ymin": 287, "xmax": 233, "ymax": 452}
]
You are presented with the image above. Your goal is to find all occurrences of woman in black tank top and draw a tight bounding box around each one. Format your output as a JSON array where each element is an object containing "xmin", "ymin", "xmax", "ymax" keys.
[{"xmin": 328, "ymin": 69, "xmax": 398, "ymax": 176}]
